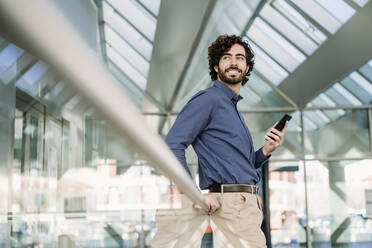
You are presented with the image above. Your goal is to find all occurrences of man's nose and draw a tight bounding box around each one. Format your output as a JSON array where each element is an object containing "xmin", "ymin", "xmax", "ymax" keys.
[{"xmin": 230, "ymin": 57, "xmax": 238, "ymax": 66}]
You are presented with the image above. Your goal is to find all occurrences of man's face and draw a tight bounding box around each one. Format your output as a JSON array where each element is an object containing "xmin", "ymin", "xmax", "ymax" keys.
[{"xmin": 214, "ymin": 44, "xmax": 249, "ymax": 85}]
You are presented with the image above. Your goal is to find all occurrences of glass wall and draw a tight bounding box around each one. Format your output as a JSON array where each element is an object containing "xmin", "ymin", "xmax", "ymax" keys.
[
  {"xmin": 306, "ymin": 159, "xmax": 372, "ymax": 247},
  {"xmin": 0, "ymin": 37, "xmax": 182, "ymax": 247},
  {"xmin": 1, "ymin": 28, "xmax": 372, "ymax": 248},
  {"xmin": 255, "ymin": 109, "xmax": 372, "ymax": 248}
]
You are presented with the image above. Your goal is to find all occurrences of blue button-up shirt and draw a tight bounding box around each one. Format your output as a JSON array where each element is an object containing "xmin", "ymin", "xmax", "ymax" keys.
[{"xmin": 166, "ymin": 80, "xmax": 269, "ymax": 189}]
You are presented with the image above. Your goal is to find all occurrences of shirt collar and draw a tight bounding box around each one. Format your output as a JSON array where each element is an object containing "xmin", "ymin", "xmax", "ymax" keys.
[{"xmin": 213, "ymin": 80, "xmax": 243, "ymax": 103}]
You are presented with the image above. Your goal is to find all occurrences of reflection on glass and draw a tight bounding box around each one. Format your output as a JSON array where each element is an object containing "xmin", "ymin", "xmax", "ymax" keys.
[
  {"xmin": 304, "ymin": 110, "xmax": 370, "ymax": 158},
  {"xmin": 269, "ymin": 161, "xmax": 306, "ymax": 247},
  {"xmin": 306, "ymin": 160, "xmax": 372, "ymax": 247}
]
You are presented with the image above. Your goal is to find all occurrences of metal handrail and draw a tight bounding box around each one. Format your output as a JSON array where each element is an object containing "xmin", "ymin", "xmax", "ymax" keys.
[{"xmin": 0, "ymin": 0, "xmax": 208, "ymax": 211}]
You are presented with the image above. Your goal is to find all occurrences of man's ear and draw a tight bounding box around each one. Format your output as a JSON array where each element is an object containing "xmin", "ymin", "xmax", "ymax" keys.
[
  {"xmin": 245, "ymin": 65, "xmax": 250, "ymax": 74},
  {"xmin": 214, "ymin": 65, "xmax": 219, "ymax": 73}
]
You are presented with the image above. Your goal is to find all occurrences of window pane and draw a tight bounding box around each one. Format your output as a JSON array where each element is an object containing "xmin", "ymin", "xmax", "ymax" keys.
[
  {"xmin": 272, "ymin": 0, "xmax": 327, "ymax": 44},
  {"xmin": 341, "ymin": 74, "xmax": 372, "ymax": 104},
  {"xmin": 223, "ymin": 0, "xmax": 254, "ymax": 31},
  {"xmin": 103, "ymin": 1, "xmax": 153, "ymax": 60},
  {"xmin": 106, "ymin": 45, "xmax": 147, "ymax": 90},
  {"xmin": 105, "ymin": 25, "xmax": 149, "ymax": 77},
  {"xmin": 359, "ymin": 61, "xmax": 372, "ymax": 83},
  {"xmin": 315, "ymin": 0, "xmax": 355, "ymax": 23},
  {"xmin": 333, "ymin": 83, "xmax": 362, "ymax": 105},
  {"xmin": 269, "ymin": 161, "xmax": 306, "ymax": 247},
  {"xmin": 349, "ymin": 72, "xmax": 372, "ymax": 96},
  {"xmin": 15, "ymin": 61, "xmax": 49, "ymax": 92},
  {"xmin": 306, "ymin": 160, "xmax": 372, "ymax": 247},
  {"xmin": 304, "ymin": 110, "xmax": 370, "ymax": 158},
  {"xmin": 353, "ymin": 0, "xmax": 370, "ymax": 7},
  {"xmin": 107, "ymin": 0, "xmax": 157, "ymax": 41},
  {"xmin": 290, "ymin": 0, "xmax": 342, "ymax": 34},
  {"xmin": 249, "ymin": 41, "xmax": 288, "ymax": 86},
  {"xmin": 238, "ymin": 86, "xmax": 261, "ymax": 108},
  {"xmin": 138, "ymin": 0, "xmax": 161, "ymax": 16},
  {"xmin": 260, "ymin": 4, "xmax": 318, "ymax": 55},
  {"xmin": 247, "ymin": 18, "xmax": 306, "ymax": 72},
  {"xmin": 107, "ymin": 60, "xmax": 144, "ymax": 108},
  {"xmin": 0, "ymin": 44, "xmax": 24, "ymax": 74}
]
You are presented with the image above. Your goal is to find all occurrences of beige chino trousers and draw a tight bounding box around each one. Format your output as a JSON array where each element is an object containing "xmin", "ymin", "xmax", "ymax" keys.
[{"xmin": 152, "ymin": 192, "xmax": 266, "ymax": 248}]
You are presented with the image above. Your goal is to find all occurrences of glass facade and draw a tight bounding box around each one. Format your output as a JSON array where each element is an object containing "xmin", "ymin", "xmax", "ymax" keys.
[{"xmin": 1, "ymin": 0, "xmax": 372, "ymax": 247}]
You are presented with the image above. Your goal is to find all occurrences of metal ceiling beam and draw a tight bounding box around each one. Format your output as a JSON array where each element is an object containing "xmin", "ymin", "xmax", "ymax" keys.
[
  {"xmin": 165, "ymin": 0, "xmax": 217, "ymax": 111},
  {"xmin": 240, "ymin": 0, "xmax": 267, "ymax": 36},
  {"xmin": 94, "ymin": 0, "xmax": 108, "ymax": 62},
  {"xmin": 278, "ymin": 1, "xmax": 372, "ymax": 106},
  {"xmin": 144, "ymin": 0, "xmax": 214, "ymax": 111}
]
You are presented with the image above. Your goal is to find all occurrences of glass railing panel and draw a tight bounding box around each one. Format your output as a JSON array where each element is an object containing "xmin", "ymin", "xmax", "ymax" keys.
[
  {"xmin": 269, "ymin": 161, "xmax": 307, "ymax": 247},
  {"xmin": 306, "ymin": 159, "xmax": 372, "ymax": 247}
]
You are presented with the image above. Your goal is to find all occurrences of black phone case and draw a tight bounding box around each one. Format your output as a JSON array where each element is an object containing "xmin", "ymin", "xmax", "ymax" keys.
[{"xmin": 274, "ymin": 114, "xmax": 292, "ymax": 131}]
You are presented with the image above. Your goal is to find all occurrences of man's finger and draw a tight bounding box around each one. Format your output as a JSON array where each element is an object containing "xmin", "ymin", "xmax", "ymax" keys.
[
  {"xmin": 270, "ymin": 128, "xmax": 282, "ymax": 136},
  {"xmin": 265, "ymin": 135, "xmax": 276, "ymax": 143},
  {"xmin": 267, "ymin": 132, "xmax": 280, "ymax": 142},
  {"xmin": 282, "ymin": 121, "xmax": 289, "ymax": 133},
  {"xmin": 193, "ymin": 203, "xmax": 208, "ymax": 215}
]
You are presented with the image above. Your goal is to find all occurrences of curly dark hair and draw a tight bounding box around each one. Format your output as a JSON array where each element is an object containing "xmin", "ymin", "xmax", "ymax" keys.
[{"xmin": 208, "ymin": 34, "xmax": 254, "ymax": 86}]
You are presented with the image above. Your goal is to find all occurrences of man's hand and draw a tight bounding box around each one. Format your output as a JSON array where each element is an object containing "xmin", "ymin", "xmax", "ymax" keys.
[
  {"xmin": 262, "ymin": 121, "xmax": 288, "ymax": 156},
  {"xmin": 193, "ymin": 194, "xmax": 220, "ymax": 215}
]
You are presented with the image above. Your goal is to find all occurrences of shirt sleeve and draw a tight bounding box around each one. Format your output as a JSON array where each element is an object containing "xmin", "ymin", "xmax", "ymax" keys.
[
  {"xmin": 165, "ymin": 91, "xmax": 214, "ymax": 177},
  {"xmin": 254, "ymin": 147, "xmax": 271, "ymax": 169}
]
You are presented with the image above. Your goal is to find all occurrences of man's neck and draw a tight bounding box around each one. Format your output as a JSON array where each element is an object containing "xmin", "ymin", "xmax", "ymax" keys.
[{"xmin": 219, "ymin": 79, "xmax": 242, "ymax": 95}]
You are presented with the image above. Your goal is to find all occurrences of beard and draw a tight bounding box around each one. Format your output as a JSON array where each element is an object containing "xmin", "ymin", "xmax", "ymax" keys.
[{"xmin": 217, "ymin": 66, "xmax": 246, "ymax": 85}]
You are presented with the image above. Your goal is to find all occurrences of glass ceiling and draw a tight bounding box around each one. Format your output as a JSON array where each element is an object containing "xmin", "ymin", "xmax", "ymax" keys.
[
  {"xmin": 1, "ymin": 0, "xmax": 370, "ymax": 122},
  {"xmin": 101, "ymin": 0, "xmax": 161, "ymax": 108},
  {"xmin": 171, "ymin": 0, "xmax": 369, "ymax": 113},
  {"xmin": 0, "ymin": 37, "xmax": 93, "ymax": 115},
  {"xmin": 304, "ymin": 59, "xmax": 372, "ymax": 129}
]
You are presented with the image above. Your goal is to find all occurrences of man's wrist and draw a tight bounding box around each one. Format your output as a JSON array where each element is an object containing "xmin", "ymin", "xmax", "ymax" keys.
[{"xmin": 262, "ymin": 146, "xmax": 271, "ymax": 157}]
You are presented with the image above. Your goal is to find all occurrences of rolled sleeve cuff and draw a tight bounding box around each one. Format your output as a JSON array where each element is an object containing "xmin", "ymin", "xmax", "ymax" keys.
[{"xmin": 255, "ymin": 147, "xmax": 271, "ymax": 168}]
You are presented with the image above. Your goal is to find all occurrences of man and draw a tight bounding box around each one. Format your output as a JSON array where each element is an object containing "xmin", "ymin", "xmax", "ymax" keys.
[{"xmin": 153, "ymin": 35, "xmax": 288, "ymax": 247}]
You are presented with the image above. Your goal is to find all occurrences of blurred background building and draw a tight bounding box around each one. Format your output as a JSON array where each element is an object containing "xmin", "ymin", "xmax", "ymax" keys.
[{"xmin": 0, "ymin": 0, "xmax": 372, "ymax": 247}]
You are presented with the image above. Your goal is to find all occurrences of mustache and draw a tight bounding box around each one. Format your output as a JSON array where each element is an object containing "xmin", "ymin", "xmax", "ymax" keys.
[{"xmin": 225, "ymin": 67, "xmax": 242, "ymax": 73}]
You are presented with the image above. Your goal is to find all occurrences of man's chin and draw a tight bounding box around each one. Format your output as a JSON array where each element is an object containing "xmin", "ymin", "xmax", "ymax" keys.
[
  {"xmin": 224, "ymin": 77, "xmax": 243, "ymax": 85},
  {"xmin": 224, "ymin": 80, "xmax": 241, "ymax": 85}
]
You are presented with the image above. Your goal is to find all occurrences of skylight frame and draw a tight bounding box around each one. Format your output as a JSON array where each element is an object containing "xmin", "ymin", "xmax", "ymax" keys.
[
  {"xmin": 248, "ymin": 39, "xmax": 289, "ymax": 86},
  {"xmin": 102, "ymin": 1, "xmax": 153, "ymax": 60},
  {"xmin": 260, "ymin": 4, "xmax": 318, "ymax": 56},
  {"xmin": 247, "ymin": 17, "xmax": 306, "ymax": 72},
  {"xmin": 104, "ymin": 25, "xmax": 150, "ymax": 77},
  {"xmin": 106, "ymin": 45, "xmax": 147, "ymax": 90},
  {"xmin": 106, "ymin": 0, "xmax": 157, "ymax": 41},
  {"xmin": 271, "ymin": 0, "xmax": 328, "ymax": 44}
]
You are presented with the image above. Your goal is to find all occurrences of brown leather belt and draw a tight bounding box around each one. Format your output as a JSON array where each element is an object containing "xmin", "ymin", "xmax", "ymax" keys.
[{"xmin": 209, "ymin": 184, "xmax": 259, "ymax": 194}]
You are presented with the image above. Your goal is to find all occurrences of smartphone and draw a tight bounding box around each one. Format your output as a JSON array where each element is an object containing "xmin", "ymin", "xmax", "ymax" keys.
[
  {"xmin": 274, "ymin": 114, "xmax": 292, "ymax": 131},
  {"xmin": 269, "ymin": 114, "xmax": 292, "ymax": 141}
]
